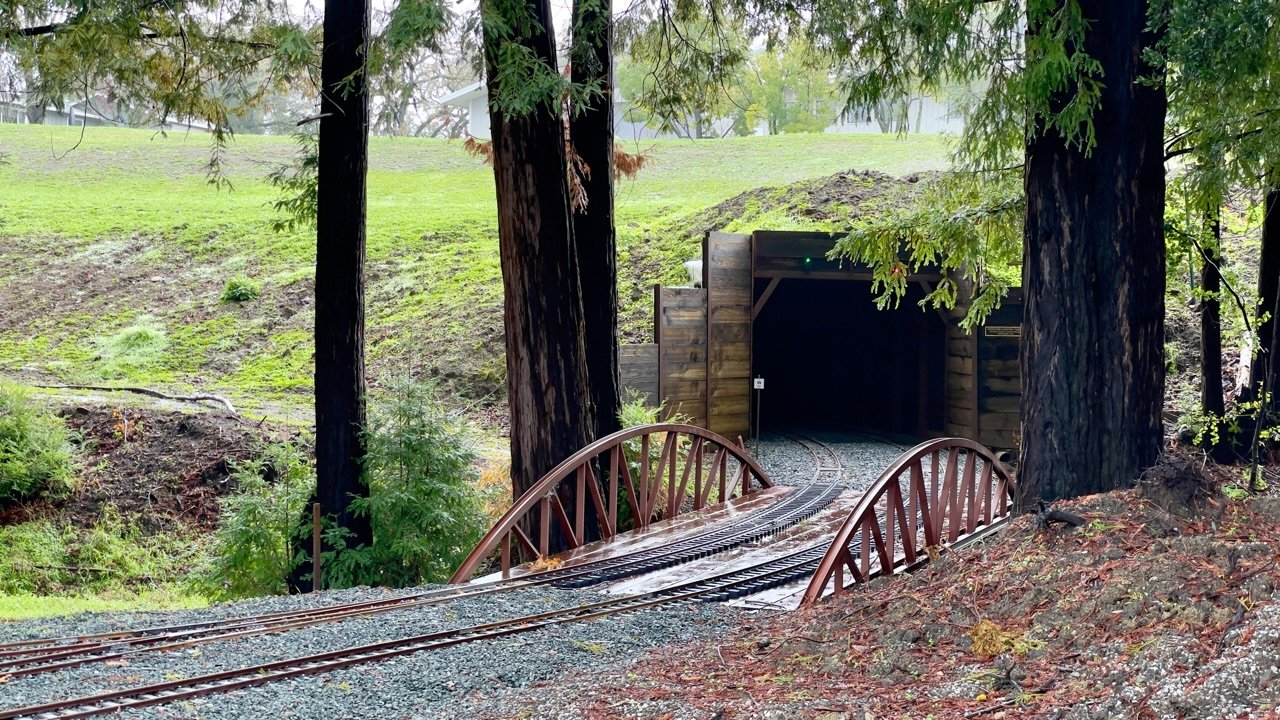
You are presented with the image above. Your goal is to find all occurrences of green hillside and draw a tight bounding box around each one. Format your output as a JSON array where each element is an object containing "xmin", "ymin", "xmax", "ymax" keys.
[{"xmin": 0, "ymin": 125, "xmax": 950, "ymax": 418}]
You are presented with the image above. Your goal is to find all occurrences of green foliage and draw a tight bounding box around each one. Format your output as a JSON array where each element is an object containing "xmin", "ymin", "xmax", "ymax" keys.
[
  {"xmin": 0, "ymin": 384, "xmax": 77, "ymax": 501},
  {"xmin": 196, "ymin": 441, "xmax": 315, "ymax": 599},
  {"xmin": 480, "ymin": 0, "xmax": 580, "ymax": 121},
  {"xmin": 1154, "ymin": 0, "xmax": 1280, "ymax": 205},
  {"xmin": 267, "ymin": 132, "xmax": 319, "ymax": 233},
  {"xmin": 616, "ymin": 8, "xmax": 751, "ymax": 137},
  {"xmin": 616, "ymin": 389, "xmax": 699, "ymax": 524},
  {"xmin": 336, "ymin": 379, "xmax": 486, "ymax": 587},
  {"xmin": 735, "ymin": 38, "xmax": 840, "ymax": 135},
  {"xmin": 221, "ymin": 276, "xmax": 261, "ymax": 303},
  {"xmin": 618, "ymin": 387, "xmax": 665, "ymax": 427},
  {"xmin": 95, "ymin": 316, "xmax": 168, "ymax": 376},
  {"xmin": 0, "ymin": 511, "xmax": 202, "ymax": 595},
  {"xmin": 831, "ymin": 171, "xmax": 1023, "ymax": 327},
  {"xmin": 0, "ymin": 590, "xmax": 205, "ymax": 621}
]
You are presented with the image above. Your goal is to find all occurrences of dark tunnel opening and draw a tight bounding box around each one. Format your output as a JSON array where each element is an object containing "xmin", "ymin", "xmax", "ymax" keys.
[{"xmin": 750, "ymin": 278, "xmax": 947, "ymax": 436}]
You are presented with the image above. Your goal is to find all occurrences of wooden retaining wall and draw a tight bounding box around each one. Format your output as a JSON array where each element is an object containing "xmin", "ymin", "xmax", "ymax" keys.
[
  {"xmin": 655, "ymin": 285, "xmax": 708, "ymax": 423},
  {"xmin": 705, "ymin": 231, "xmax": 753, "ymax": 439},
  {"xmin": 619, "ymin": 343, "xmax": 659, "ymax": 402}
]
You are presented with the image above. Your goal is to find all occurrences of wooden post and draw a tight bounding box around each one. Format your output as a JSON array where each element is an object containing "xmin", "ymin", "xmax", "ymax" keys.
[{"xmin": 311, "ymin": 502, "xmax": 322, "ymax": 592}]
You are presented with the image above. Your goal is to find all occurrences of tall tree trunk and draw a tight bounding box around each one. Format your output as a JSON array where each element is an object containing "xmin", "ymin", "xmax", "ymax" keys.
[
  {"xmin": 1201, "ymin": 207, "xmax": 1225, "ymax": 420},
  {"xmin": 313, "ymin": 0, "xmax": 373, "ymax": 577},
  {"xmin": 1200, "ymin": 205, "xmax": 1232, "ymax": 460},
  {"xmin": 1019, "ymin": 0, "xmax": 1167, "ymax": 504},
  {"xmin": 570, "ymin": 0, "xmax": 621, "ymax": 442},
  {"xmin": 482, "ymin": 0, "xmax": 595, "ymax": 544},
  {"xmin": 1250, "ymin": 185, "xmax": 1280, "ymax": 408}
]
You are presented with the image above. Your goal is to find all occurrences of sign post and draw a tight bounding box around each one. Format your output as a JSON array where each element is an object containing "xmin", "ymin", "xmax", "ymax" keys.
[{"xmin": 752, "ymin": 377, "xmax": 765, "ymax": 454}]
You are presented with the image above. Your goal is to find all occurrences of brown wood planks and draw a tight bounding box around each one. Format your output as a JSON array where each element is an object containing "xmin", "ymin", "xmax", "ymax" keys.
[
  {"xmin": 657, "ymin": 286, "xmax": 708, "ymax": 423},
  {"xmin": 706, "ymin": 231, "xmax": 752, "ymax": 438}
]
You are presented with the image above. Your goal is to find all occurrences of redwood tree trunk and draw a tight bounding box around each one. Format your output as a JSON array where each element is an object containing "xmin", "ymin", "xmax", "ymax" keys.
[
  {"xmin": 313, "ymin": 0, "xmax": 373, "ymax": 573},
  {"xmin": 1019, "ymin": 0, "xmax": 1167, "ymax": 504},
  {"xmin": 482, "ymin": 0, "xmax": 595, "ymax": 532},
  {"xmin": 570, "ymin": 0, "xmax": 621, "ymax": 441},
  {"xmin": 1250, "ymin": 186, "xmax": 1280, "ymax": 407}
]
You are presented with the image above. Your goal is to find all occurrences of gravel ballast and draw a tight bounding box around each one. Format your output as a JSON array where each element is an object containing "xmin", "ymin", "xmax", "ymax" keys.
[{"xmin": 0, "ymin": 431, "xmax": 905, "ymax": 719}]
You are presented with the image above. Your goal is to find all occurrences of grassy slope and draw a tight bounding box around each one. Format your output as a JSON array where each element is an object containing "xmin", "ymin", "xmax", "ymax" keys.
[{"xmin": 0, "ymin": 125, "xmax": 949, "ymax": 417}]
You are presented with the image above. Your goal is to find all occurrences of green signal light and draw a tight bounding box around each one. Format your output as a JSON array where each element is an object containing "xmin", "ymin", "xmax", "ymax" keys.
[{"xmin": 803, "ymin": 257, "xmax": 812, "ymax": 265}]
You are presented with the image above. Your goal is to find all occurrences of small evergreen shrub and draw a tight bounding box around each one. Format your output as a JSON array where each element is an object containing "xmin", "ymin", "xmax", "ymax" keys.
[
  {"xmin": 0, "ymin": 384, "xmax": 76, "ymax": 502},
  {"xmin": 221, "ymin": 276, "xmax": 261, "ymax": 303},
  {"xmin": 196, "ymin": 441, "xmax": 314, "ymax": 599},
  {"xmin": 344, "ymin": 379, "xmax": 487, "ymax": 587}
]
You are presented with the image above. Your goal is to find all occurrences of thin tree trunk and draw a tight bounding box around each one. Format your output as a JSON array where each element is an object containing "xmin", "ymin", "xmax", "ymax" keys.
[
  {"xmin": 1250, "ymin": 185, "xmax": 1280, "ymax": 407},
  {"xmin": 570, "ymin": 0, "xmax": 621, "ymax": 443},
  {"xmin": 482, "ymin": 0, "xmax": 595, "ymax": 547},
  {"xmin": 1019, "ymin": 0, "xmax": 1167, "ymax": 504},
  {"xmin": 1201, "ymin": 207, "xmax": 1225, "ymax": 420},
  {"xmin": 313, "ymin": 0, "xmax": 373, "ymax": 581}
]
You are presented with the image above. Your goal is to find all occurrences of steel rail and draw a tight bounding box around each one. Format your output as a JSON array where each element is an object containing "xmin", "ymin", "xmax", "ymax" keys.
[
  {"xmin": 1, "ymin": 432, "xmax": 899, "ymax": 709},
  {"xmin": 0, "ymin": 483, "xmax": 841, "ymax": 678},
  {"xmin": 1, "ymin": 541, "xmax": 838, "ymax": 720}
]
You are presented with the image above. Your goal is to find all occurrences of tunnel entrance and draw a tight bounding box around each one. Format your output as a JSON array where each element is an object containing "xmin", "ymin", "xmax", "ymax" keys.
[{"xmin": 751, "ymin": 278, "xmax": 947, "ymax": 436}]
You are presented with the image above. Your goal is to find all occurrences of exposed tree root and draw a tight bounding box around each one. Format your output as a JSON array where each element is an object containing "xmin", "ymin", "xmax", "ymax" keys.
[{"xmin": 33, "ymin": 384, "xmax": 237, "ymax": 415}]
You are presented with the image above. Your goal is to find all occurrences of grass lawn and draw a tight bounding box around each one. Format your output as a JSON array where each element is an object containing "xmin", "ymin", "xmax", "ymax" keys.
[
  {"xmin": 0, "ymin": 589, "xmax": 207, "ymax": 621},
  {"xmin": 0, "ymin": 124, "xmax": 951, "ymax": 417}
]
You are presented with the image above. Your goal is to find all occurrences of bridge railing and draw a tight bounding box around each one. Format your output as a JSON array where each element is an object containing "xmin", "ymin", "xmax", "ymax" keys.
[
  {"xmin": 450, "ymin": 423, "xmax": 773, "ymax": 583},
  {"xmin": 801, "ymin": 437, "xmax": 1016, "ymax": 605}
]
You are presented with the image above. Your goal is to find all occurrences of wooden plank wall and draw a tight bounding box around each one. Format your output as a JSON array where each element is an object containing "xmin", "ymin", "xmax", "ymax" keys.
[
  {"xmin": 619, "ymin": 343, "xmax": 659, "ymax": 402},
  {"xmin": 656, "ymin": 286, "xmax": 708, "ymax": 423},
  {"xmin": 944, "ymin": 322, "xmax": 978, "ymax": 439},
  {"xmin": 975, "ymin": 292, "xmax": 1023, "ymax": 448},
  {"xmin": 705, "ymin": 231, "xmax": 753, "ymax": 439}
]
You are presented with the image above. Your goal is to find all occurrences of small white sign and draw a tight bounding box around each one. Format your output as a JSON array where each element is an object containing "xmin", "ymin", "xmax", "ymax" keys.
[{"xmin": 753, "ymin": 377, "xmax": 765, "ymax": 390}]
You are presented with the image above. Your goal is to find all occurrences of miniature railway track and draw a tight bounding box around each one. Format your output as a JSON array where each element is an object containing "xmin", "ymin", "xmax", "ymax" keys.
[
  {"xmin": 0, "ymin": 540, "xmax": 839, "ymax": 720},
  {"xmin": 0, "ymin": 480, "xmax": 842, "ymax": 681},
  {"xmin": 783, "ymin": 432, "xmax": 846, "ymax": 484},
  {"xmin": 0, "ymin": 432, "xmax": 915, "ymax": 719}
]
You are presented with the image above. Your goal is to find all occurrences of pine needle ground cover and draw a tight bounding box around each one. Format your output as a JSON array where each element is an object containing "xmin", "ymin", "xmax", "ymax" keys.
[
  {"xmin": 0, "ymin": 125, "xmax": 947, "ymax": 418},
  {"xmin": 520, "ymin": 461, "xmax": 1280, "ymax": 719}
]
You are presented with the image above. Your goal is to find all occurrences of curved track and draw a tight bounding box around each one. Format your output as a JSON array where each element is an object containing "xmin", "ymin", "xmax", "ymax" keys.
[
  {"xmin": 0, "ymin": 455, "xmax": 846, "ymax": 681},
  {"xmin": 0, "ymin": 432, "xmax": 909, "ymax": 719},
  {"xmin": 0, "ymin": 540, "xmax": 846, "ymax": 720}
]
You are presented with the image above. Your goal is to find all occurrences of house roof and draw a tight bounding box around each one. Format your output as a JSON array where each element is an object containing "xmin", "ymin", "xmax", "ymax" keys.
[
  {"xmin": 438, "ymin": 82, "xmax": 486, "ymax": 107},
  {"xmin": 438, "ymin": 79, "xmax": 630, "ymax": 108}
]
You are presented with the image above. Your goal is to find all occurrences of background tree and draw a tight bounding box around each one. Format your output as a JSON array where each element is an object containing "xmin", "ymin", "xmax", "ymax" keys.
[
  {"xmin": 616, "ymin": 7, "xmax": 749, "ymax": 139},
  {"xmin": 736, "ymin": 38, "xmax": 838, "ymax": 135},
  {"xmin": 480, "ymin": 0, "xmax": 596, "ymax": 542},
  {"xmin": 569, "ymin": 0, "xmax": 622, "ymax": 442},
  {"xmin": 1157, "ymin": 0, "xmax": 1280, "ymax": 475}
]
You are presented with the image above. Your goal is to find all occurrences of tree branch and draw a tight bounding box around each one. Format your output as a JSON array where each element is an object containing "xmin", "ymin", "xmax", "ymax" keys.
[{"xmin": 33, "ymin": 384, "xmax": 237, "ymax": 415}]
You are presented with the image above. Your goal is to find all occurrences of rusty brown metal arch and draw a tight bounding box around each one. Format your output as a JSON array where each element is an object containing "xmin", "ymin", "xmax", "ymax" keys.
[
  {"xmin": 450, "ymin": 423, "xmax": 773, "ymax": 584},
  {"xmin": 800, "ymin": 437, "xmax": 1016, "ymax": 606}
]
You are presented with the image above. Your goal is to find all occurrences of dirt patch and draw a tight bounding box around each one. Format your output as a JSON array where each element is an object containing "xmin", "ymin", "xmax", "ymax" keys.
[
  {"xmin": 0, "ymin": 405, "xmax": 285, "ymax": 533},
  {"xmin": 1138, "ymin": 453, "xmax": 1221, "ymax": 517},
  {"xmin": 497, "ymin": 476, "xmax": 1280, "ymax": 719},
  {"xmin": 686, "ymin": 168, "xmax": 916, "ymax": 239}
]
